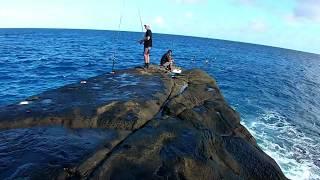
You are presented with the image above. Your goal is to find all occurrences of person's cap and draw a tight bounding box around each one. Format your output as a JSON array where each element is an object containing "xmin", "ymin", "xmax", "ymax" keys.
[{"xmin": 144, "ymin": 24, "xmax": 150, "ymax": 28}]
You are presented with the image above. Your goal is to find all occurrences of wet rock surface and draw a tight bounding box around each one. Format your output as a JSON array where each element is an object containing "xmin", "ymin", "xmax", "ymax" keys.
[{"xmin": 0, "ymin": 66, "xmax": 287, "ymax": 179}]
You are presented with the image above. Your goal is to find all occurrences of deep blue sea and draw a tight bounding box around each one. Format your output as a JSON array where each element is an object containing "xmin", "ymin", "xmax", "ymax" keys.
[{"xmin": 0, "ymin": 29, "xmax": 319, "ymax": 179}]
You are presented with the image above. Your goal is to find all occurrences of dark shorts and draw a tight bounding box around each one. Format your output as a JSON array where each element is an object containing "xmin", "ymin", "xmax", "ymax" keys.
[{"xmin": 144, "ymin": 47, "xmax": 151, "ymax": 55}]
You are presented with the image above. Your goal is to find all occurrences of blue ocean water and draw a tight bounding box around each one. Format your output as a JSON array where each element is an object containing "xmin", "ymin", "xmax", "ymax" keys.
[{"xmin": 0, "ymin": 28, "xmax": 319, "ymax": 179}]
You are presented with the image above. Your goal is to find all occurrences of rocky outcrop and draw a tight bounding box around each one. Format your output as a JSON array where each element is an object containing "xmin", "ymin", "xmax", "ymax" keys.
[{"xmin": 0, "ymin": 66, "xmax": 287, "ymax": 179}]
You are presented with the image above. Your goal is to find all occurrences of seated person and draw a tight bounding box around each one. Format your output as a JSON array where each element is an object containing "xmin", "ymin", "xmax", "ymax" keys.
[{"xmin": 160, "ymin": 50, "xmax": 173, "ymax": 71}]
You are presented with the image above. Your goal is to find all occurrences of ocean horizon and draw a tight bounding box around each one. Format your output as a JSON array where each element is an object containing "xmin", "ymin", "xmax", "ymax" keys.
[{"xmin": 1, "ymin": 27, "xmax": 319, "ymax": 56}]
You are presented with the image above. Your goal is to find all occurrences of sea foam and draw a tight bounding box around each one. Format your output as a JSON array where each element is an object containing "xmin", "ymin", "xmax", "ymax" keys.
[{"xmin": 242, "ymin": 111, "xmax": 320, "ymax": 180}]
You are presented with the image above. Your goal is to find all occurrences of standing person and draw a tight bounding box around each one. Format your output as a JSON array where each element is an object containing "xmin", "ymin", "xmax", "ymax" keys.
[{"xmin": 139, "ymin": 24, "xmax": 152, "ymax": 68}]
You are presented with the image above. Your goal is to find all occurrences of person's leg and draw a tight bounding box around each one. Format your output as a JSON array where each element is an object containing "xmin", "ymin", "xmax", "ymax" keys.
[
  {"xmin": 147, "ymin": 47, "xmax": 150, "ymax": 64},
  {"xmin": 163, "ymin": 61, "xmax": 171, "ymax": 71},
  {"xmin": 144, "ymin": 48, "xmax": 148, "ymax": 67},
  {"xmin": 145, "ymin": 48, "xmax": 150, "ymax": 68},
  {"xmin": 169, "ymin": 61, "xmax": 173, "ymax": 71}
]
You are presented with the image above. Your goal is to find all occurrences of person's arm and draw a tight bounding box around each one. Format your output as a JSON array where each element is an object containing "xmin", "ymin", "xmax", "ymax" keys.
[
  {"xmin": 140, "ymin": 36, "xmax": 149, "ymax": 42},
  {"xmin": 144, "ymin": 30, "xmax": 151, "ymax": 41},
  {"xmin": 139, "ymin": 33, "xmax": 150, "ymax": 44},
  {"xmin": 167, "ymin": 54, "xmax": 173, "ymax": 62}
]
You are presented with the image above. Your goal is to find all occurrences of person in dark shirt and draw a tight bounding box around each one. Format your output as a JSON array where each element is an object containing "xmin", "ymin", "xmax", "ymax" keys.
[
  {"xmin": 139, "ymin": 24, "xmax": 152, "ymax": 68},
  {"xmin": 160, "ymin": 50, "xmax": 173, "ymax": 71}
]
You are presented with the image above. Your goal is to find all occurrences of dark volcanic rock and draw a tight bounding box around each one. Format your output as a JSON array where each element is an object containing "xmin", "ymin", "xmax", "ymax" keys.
[
  {"xmin": 0, "ymin": 65, "xmax": 287, "ymax": 179},
  {"xmin": 0, "ymin": 68, "xmax": 172, "ymax": 130}
]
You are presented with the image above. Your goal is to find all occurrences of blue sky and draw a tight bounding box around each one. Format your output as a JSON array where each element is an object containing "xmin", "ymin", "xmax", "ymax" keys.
[{"xmin": 0, "ymin": 0, "xmax": 319, "ymax": 54}]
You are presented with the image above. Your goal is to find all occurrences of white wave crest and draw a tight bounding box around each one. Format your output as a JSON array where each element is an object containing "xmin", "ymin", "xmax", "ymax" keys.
[{"xmin": 241, "ymin": 111, "xmax": 320, "ymax": 180}]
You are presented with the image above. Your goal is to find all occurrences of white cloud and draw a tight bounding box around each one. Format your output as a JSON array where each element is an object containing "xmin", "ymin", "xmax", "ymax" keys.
[
  {"xmin": 233, "ymin": 0, "xmax": 256, "ymax": 5},
  {"xmin": 249, "ymin": 20, "xmax": 268, "ymax": 33},
  {"xmin": 154, "ymin": 16, "xmax": 165, "ymax": 27},
  {"xmin": 185, "ymin": 12, "xmax": 193, "ymax": 19},
  {"xmin": 171, "ymin": 0, "xmax": 207, "ymax": 4},
  {"xmin": 284, "ymin": 14, "xmax": 300, "ymax": 26},
  {"xmin": 291, "ymin": 0, "xmax": 320, "ymax": 22}
]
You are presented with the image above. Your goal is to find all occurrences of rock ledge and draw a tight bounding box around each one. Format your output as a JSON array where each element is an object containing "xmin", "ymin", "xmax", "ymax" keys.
[{"xmin": 0, "ymin": 66, "xmax": 287, "ymax": 180}]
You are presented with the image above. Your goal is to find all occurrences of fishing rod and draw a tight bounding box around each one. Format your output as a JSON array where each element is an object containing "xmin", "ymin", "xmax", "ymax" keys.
[
  {"xmin": 138, "ymin": 8, "xmax": 144, "ymax": 34},
  {"xmin": 137, "ymin": 7, "xmax": 147, "ymax": 46},
  {"xmin": 110, "ymin": 0, "xmax": 126, "ymax": 74}
]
